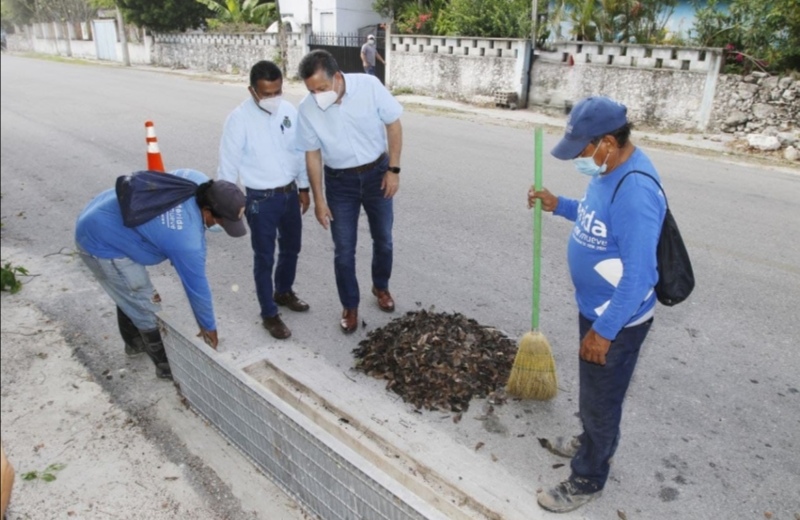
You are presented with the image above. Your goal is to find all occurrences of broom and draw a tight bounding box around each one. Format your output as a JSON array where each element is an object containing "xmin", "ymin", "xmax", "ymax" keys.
[{"xmin": 506, "ymin": 127, "xmax": 558, "ymax": 400}]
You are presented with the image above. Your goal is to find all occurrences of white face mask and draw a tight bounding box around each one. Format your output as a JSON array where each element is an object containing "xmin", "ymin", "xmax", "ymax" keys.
[
  {"xmin": 313, "ymin": 77, "xmax": 339, "ymax": 111},
  {"xmin": 206, "ymin": 223, "xmax": 224, "ymax": 233},
  {"xmin": 257, "ymin": 96, "xmax": 281, "ymax": 114}
]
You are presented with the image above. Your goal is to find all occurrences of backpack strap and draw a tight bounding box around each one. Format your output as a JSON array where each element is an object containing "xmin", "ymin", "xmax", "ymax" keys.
[{"xmin": 611, "ymin": 170, "xmax": 669, "ymax": 208}]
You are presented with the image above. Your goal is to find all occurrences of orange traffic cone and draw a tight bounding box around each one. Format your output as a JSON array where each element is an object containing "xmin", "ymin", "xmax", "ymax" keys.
[{"xmin": 145, "ymin": 121, "xmax": 165, "ymax": 172}]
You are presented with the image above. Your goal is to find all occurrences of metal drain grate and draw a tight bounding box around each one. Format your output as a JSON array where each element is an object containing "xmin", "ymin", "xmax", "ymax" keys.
[{"xmin": 159, "ymin": 314, "xmax": 446, "ymax": 520}]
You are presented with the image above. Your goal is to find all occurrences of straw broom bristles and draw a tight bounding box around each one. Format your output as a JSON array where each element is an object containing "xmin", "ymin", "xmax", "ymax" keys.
[{"xmin": 507, "ymin": 331, "xmax": 558, "ymax": 400}]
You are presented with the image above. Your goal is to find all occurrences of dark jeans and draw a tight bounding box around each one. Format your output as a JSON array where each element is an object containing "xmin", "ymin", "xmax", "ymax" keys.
[
  {"xmin": 245, "ymin": 187, "xmax": 302, "ymax": 319},
  {"xmin": 570, "ymin": 313, "xmax": 653, "ymax": 492},
  {"xmin": 324, "ymin": 156, "xmax": 393, "ymax": 309},
  {"xmin": 364, "ymin": 65, "xmax": 376, "ymax": 75}
]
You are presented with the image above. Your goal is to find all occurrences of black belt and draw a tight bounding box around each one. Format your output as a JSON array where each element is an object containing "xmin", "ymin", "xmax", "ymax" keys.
[
  {"xmin": 326, "ymin": 153, "xmax": 387, "ymax": 174},
  {"xmin": 246, "ymin": 181, "xmax": 296, "ymax": 194}
]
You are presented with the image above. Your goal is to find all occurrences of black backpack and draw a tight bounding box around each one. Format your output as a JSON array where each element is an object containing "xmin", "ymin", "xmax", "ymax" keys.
[
  {"xmin": 612, "ymin": 170, "xmax": 695, "ymax": 306},
  {"xmin": 115, "ymin": 170, "xmax": 199, "ymax": 228}
]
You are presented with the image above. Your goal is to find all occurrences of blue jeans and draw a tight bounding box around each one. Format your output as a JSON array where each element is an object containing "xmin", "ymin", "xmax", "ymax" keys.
[
  {"xmin": 324, "ymin": 156, "xmax": 393, "ymax": 309},
  {"xmin": 76, "ymin": 246, "xmax": 161, "ymax": 331},
  {"xmin": 245, "ymin": 187, "xmax": 303, "ymax": 319},
  {"xmin": 570, "ymin": 314, "xmax": 653, "ymax": 492},
  {"xmin": 364, "ymin": 65, "xmax": 376, "ymax": 75}
]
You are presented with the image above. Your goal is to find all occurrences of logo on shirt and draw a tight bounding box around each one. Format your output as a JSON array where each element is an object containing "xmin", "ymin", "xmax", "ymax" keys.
[
  {"xmin": 572, "ymin": 202, "xmax": 608, "ymax": 251},
  {"xmin": 282, "ymin": 116, "xmax": 291, "ymax": 129}
]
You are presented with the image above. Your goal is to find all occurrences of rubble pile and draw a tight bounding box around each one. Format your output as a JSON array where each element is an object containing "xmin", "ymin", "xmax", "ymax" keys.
[{"xmin": 353, "ymin": 310, "xmax": 517, "ymax": 412}]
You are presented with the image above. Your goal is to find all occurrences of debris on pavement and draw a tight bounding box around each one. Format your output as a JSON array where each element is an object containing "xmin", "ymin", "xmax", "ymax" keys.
[{"xmin": 352, "ymin": 309, "xmax": 517, "ymax": 412}]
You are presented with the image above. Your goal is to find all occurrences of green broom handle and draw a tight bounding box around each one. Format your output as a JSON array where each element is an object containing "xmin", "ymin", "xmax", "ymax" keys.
[{"xmin": 532, "ymin": 127, "xmax": 543, "ymax": 331}]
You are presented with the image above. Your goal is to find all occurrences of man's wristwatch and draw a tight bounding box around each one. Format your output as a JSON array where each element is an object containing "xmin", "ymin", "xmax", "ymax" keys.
[{"xmin": 388, "ymin": 166, "xmax": 401, "ymax": 174}]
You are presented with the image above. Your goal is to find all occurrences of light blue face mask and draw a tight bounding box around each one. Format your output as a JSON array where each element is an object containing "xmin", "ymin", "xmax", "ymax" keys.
[
  {"xmin": 573, "ymin": 142, "xmax": 608, "ymax": 177},
  {"xmin": 206, "ymin": 223, "xmax": 224, "ymax": 233}
]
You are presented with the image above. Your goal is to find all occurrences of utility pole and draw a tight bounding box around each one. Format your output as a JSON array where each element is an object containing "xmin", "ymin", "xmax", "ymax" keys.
[
  {"xmin": 274, "ymin": 0, "xmax": 288, "ymax": 77},
  {"xmin": 531, "ymin": 0, "xmax": 538, "ymax": 48},
  {"xmin": 116, "ymin": 4, "xmax": 130, "ymax": 66}
]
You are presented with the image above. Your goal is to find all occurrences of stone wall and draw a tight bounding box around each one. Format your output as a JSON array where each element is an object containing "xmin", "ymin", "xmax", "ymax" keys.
[
  {"xmin": 711, "ymin": 73, "xmax": 799, "ymax": 133},
  {"xmin": 152, "ymin": 32, "xmax": 306, "ymax": 78},
  {"xmin": 711, "ymin": 72, "xmax": 800, "ymax": 158},
  {"xmin": 389, "ymin": 36, "xmax": 526, "ymax": 105},
  {"xmin": 530, "ymin": 42, "xmax": 723, "ymax": 131}
]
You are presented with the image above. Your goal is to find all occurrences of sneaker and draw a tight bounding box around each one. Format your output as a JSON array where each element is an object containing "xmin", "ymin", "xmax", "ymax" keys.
[
  {"xmin": 543, "ymin": 436, "xmax": 581, "ymax": 458},
  {"xmin": 537, "ymin": 479, "xmax": 602, "ymax": 513},
  {"xmin": 274, "ymin": 291, "xmax": 310, "ymax": 312},
  {"xmin": 263, "ymin": 314, "xmax": 292, "ymax": 339}
]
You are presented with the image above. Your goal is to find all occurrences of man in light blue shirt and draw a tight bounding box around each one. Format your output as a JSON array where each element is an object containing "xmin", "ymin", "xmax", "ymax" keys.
[
  {"xmin": 296, "ymin": 50, "xmax": 403, "ymax": 334},
  {"xmin": 218, "ymin": 60, "xmax": 311, "ymax": 340}
]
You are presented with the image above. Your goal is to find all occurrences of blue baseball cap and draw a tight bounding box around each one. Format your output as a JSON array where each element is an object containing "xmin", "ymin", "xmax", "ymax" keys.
[{"xmin": 551, "ymin": 96, "xmax": 628, "ymax": 160}]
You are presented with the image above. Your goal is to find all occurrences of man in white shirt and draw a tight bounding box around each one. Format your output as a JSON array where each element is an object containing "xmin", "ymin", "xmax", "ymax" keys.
[
  {"xmin": 296, "ymin": 50, "xmax": 403, "ymax": 334},
  {"xmin": 218, "ymin": 60, "xmax": 311, "ymax": 339}
]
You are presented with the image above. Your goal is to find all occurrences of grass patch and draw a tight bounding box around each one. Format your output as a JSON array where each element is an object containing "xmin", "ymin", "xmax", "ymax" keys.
[{"xmin": 392, "ymin": 87, "xmax": 414, "ymax": 96}]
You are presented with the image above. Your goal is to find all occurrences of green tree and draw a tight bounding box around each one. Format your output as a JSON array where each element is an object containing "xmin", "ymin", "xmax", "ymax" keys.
[
  {"xmin": 117, "ymin": 0, "xmax": 210, "ymax": 32},
  {"xmin": 436, "ymin": 0, "xmax": 532, "ymax": 37},
  {"xmin": 195, "ymin": 0, "xmax": 274, "ymax": 25},
  {"xmin": 547, "ymin": 0, "xmax": 676, "ymax": 43},
  {"xmin": 691, "ymin": 0, "xmax": 800, "ymax": 72},
  {"xmin": 3, "ymin": 0, "xmax": 42, "ymax": 24}
]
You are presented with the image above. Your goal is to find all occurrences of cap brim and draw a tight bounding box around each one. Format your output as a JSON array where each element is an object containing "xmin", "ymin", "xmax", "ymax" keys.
[
  {"xmin": 220, "ymin": 218, "xmax": 247, "ymax": 238},
  {"xmin": 551, "ymin": 135, "xmax": 591, "ymax": 160}
]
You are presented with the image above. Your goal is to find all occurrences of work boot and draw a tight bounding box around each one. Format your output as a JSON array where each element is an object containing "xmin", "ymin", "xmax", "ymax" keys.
[
  {"xmin": 141, "ymin": 328, "xmax": 172, "ymax": 380},
  {"xmin": 262, "ymin": 314, "xmax": 291, "ymax": 339},
  {"xmin": 273, "ymin": 291, "xmax": 310, "ymax": 312},
  {"xmin": 117, "ymin": 307, "xmax": 145, "ymax": 357}
]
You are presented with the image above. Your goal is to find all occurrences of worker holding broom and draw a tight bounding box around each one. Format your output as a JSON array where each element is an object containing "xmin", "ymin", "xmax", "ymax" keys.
[{"xmin": 528, "ymin": 96, "xmax": 666, "ymax": 513}]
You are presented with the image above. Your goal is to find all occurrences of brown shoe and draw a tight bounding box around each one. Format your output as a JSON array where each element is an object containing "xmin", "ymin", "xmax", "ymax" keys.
[
  {"xmin": 274, "ymin": 291, "xmax": 310, "ymax": 312},
  {"xmin": 340, "ymin": 308, "xmax": 358, "ymax": 334},
  {"xmin": 372, "ymin": 286, "xmax": 395, "ymax": 312},
  {"xmin": 262, "ymin": 314, "xmax": 291, "ymax": 339}
]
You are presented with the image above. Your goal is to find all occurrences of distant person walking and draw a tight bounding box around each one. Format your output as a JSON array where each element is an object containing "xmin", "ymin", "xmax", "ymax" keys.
[{"xmin": 360, "ymin": 34, "xmax": 384, "ymax": 77}]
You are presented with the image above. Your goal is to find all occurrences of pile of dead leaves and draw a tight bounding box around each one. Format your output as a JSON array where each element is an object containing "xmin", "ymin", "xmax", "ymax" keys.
[{"xmin": 353, "ymin": 309, "xmax": 517, "ymax": 412}]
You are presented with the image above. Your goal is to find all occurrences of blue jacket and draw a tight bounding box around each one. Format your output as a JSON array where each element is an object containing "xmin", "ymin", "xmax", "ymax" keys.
[
  {"xmin": 554, "ymin": 148, "xmax": 666, "ymax": 340},
  {"xmin": 75, "ymin": 169, "xmax": 216, "ymax": 331}
]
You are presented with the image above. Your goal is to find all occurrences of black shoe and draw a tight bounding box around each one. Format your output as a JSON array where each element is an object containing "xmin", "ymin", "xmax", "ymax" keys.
[
  {"xmin": 118, "ymin": 307, "xmax": 146, "ymax": 357},
  {"xmin": 274, "ymin": 291, "xmax": 310, "ymax": 312},
  {"xmin": 155, "ymin": 362, "xmax": 173, "ymax": 380},
  {"xmin": 125, "ymin": 338, "xmax": 147, "ymax": 357},
  {"xmin": 263, "ymin": 314, "xmax": 292, "ymax": 339}
]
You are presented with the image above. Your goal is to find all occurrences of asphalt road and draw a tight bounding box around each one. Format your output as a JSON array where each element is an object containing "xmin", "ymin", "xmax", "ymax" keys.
[{"xmin": 1, "ymin": 54, "xmax": 799, "ymax": 519}]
